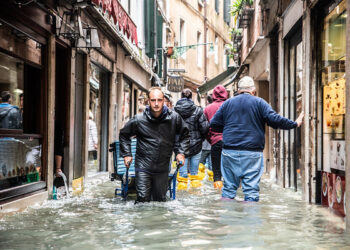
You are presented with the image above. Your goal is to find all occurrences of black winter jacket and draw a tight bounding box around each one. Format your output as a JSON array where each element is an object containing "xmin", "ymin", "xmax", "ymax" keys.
[
  {"xmin": 119, "ymin": 106, "xmax": 190, "ymax": 174},
  {"xmin": 174, "ymin": 98, "xmax": 209, "ymax": 157}
]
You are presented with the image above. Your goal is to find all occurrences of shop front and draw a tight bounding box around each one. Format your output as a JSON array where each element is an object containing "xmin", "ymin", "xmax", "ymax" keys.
[
  {"xmin": 0, "ymin": 11, "xmax": 49, "ymax": 203},
  {"xmin": 88, "ymin": 61, "xmax": 111, "ymax": 176},
  {"xmin": 317, "ymin": 0, "xmax": 346, "ymax": 216}
]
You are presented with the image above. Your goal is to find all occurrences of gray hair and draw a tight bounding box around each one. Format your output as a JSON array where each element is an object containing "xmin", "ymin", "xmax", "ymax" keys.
[{"xmin": 237, "ymin": 76, "xmax": 255, "ymax": 91}]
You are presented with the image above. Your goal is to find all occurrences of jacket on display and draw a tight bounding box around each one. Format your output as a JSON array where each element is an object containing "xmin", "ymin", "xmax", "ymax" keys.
[
  {"xmin": 174, "ymin": 98, "xmax": 209, "ymax": 157},
  {"xmin": 119, "ymin": 106, "xmax": 190, "ymax": 174}
]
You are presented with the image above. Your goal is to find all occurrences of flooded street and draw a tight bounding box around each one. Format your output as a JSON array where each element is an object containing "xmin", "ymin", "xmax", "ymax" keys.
[{"xmin": 1, "ymin": 174, "xmax": 349, "ymax": 249}]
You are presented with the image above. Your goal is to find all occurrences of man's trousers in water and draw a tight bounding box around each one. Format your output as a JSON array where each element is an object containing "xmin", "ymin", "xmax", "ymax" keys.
[
  {"xmin": 135, "ymin": 171, "xmax": 168, "ymax": 202},
  {"xmin": 221, "ymin": 149, "xmax": 264, "ymax": 201}
]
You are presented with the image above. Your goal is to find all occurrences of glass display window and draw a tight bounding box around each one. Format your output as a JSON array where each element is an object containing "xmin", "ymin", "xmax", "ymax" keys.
[
  {"xmin": 122, "ymin": 81, "xmax": 131, "ymax": 127},
  {"xmin": 0, "ymin": 137, "xmax": 42, "ymax": 190},
  {"xmin": 321, "ymin": 0, "xmax": 346, "ymax": 173}
]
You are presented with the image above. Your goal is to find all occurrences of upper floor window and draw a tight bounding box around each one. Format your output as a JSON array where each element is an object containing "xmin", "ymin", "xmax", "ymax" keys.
[
  {"xmin": 215, "ymin": 0, "xmax": 220, "ymax": 14},
  {"xmin": 215, "ymin": 35, "xmax": 219, "ymax": 64},
  {"xmin": 197, "ymin": 31, "xmax": 203, "ymax": 67},
  {"xmin": 180, "ymin": 19, "xmax": 186, "ymax": 59}
]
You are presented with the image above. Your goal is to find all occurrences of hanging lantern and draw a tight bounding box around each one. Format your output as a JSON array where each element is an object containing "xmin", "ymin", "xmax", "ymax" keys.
[
  {"xmin": 76, "ymin": 27, "xmax": 101, "ymax": 48},
  {"xmin": 59, "ymin": 10, "xmax": 84, "ymax": 40}
]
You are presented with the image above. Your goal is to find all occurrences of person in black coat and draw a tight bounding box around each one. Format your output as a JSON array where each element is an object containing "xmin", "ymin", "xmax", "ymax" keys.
[
  {"xmin": 119, "ymin": 87, "xmax": 190, "ymax": 202},
  {"xmin": 174, "ymin": 89, "xmax": 209, "ymax": 190}
]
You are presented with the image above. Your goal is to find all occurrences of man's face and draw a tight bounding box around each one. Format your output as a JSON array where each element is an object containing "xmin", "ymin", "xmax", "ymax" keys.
[{"xmin": 149, "ymin": 90, "xmax": 164, "ymax": 113}]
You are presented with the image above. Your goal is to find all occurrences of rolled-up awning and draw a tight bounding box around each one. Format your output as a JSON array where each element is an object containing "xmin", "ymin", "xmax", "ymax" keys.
[
  {"xmin": 223, "ymin": 64, "xmax": 247, "ymax": 87},
  {"xmin": 197, "ymin": 66, "xmax": 238, "ymax": 95}
]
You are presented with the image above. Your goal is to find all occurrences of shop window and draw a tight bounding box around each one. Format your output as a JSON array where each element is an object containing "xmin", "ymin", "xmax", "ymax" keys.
[
  {"xmin": 0, "ymin": 38, "xmax": 43, "ymax": 193},
  {"xmin": 137, "ymin": 90, "xmax": 148, "ymax": 114},
  {"xmin": 122, "ymin": 81, "xmax": 131, "ymax": 127},
  {"xmin": 321, "ymin": 1, "xmax": 346, "ymax": 174}
]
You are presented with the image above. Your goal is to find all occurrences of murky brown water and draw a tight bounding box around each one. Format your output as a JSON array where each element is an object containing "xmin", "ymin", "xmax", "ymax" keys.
[{"xmin": 1, "ymin": 173, "xmax": 349, "ymax": 249}]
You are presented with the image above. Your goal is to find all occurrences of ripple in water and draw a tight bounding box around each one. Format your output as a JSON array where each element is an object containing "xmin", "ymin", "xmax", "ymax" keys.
[{"xmin": 0, "ymin": 174, "xmax": 349, "ymax": 249}]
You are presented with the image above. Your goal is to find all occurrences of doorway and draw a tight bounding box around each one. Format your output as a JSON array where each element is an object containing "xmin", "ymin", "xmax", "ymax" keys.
[{"xmin": 286, "ymin": 27, "xmax": 303, "ymax": 192}]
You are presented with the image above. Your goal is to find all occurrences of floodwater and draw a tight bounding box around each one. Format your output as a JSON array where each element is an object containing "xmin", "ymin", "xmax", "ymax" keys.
[{"xmin": 1, "ymin": 173, "xmax": 350, "ymax": 249}]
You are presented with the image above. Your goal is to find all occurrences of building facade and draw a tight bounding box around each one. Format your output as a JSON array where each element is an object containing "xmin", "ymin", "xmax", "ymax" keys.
[
  {"xmin": 165, "ymin": 0, "xmax": 233, "ymax": 104},
  {"xmin": 0, "ymin": 0, "xmax": 162, "ymax": 211},
  {"xmin": 235, "ymin": 0, "xmax": 349, "ymax": 220}
]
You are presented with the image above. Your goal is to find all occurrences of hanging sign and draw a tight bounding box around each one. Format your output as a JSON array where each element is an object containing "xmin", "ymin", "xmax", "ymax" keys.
[{"xmin": 167, "ymin": 75, "xmax": 184, "ymax": 92}]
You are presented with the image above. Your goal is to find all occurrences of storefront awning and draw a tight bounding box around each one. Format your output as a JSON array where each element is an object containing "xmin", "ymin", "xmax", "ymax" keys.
[
  {"xmin": 223, "ymin": 64, "xmax": 247, "ymax": 87},
  {"xmin": 197, "ymin": 66, "xmax": 238, "ymax": 94}
]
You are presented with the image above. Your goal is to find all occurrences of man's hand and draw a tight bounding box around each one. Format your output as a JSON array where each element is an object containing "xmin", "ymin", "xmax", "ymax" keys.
[
  {"xmin": 124, "ymin": 156, "xmax": 133, "ymax": 168},
  {"xmin": 295, "ymin": 111, "xmax": 304, "ymax": 127},
  {"xmin": 55, "ymin": 168, "xmax": 62, "ymax": 177},
  {"xmin": 176, "ymin": 154, "xmax": 185, "ymax": 166}
]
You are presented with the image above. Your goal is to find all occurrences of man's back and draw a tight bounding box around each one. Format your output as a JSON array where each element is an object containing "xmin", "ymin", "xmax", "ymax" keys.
[{"xmin": 211, "ymin": 93, "xmax": 297, "ymax": 152}]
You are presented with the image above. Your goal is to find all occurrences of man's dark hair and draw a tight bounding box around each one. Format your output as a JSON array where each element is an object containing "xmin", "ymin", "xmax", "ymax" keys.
[
  {"xmin": 20, "ymin": 93, "xmax": 23, "ymax": 99},
  {"xmin": 181, "ymin": 88, "xmax": 192, "ymax": 99},
  {"xmin": 1, "ymin": 91, "xmax": 11, "ymax": 102},
  {"xmin": 207, "ymin": 94, "xmax": 213, "ymax": 104}
]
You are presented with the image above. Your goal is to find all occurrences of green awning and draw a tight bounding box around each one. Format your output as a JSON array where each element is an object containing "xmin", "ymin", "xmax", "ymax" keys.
[{"xmin": 197, "ymin": 66, "xmax": 238, "ymax": 94}]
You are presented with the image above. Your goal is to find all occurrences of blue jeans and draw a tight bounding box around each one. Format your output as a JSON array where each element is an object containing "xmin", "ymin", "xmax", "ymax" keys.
[
  {"xmin": 199, "ymin": 150, "xmax": 212, "ymax": 170},
  {"xmin": 221, "ymin": 149, "xmax": 264, "ymax": 201},
  {"xmin": 179, "ymin": 152, "xmax": 201, "ymax": 178}
]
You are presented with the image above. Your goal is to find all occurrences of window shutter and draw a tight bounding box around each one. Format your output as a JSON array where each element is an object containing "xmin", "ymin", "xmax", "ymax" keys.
[
  {"xmin": 145, "ymin": 0, "xmax": 156, "ymax": 58},
  {"xmin": 224, "ymin": 0, "xmax": 230, "ymax": 24},
  {"xmin": 215, "ymin": 0, "xmax": 220, "ymax": 13}
]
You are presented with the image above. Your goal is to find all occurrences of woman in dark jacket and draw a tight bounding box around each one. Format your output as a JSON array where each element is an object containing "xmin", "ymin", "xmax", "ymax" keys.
[{"xmin": 174, "ymin": 89, "xmax": 209, "ymax": 190}]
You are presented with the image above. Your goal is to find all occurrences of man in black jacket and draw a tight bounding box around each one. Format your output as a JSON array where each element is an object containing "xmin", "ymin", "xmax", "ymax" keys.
[
  {"xmin": 175, "ymin": 89, "xmax": 209, "ymax": 190},
  {"xmin": 119, "ymin": 87, "xmax": 190, "ymax": 202}
]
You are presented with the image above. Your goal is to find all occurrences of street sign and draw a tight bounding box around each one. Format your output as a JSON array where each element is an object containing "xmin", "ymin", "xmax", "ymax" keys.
[{"xmin": 167, "ymin": 75, "xmax": 184, "ymax": 92}]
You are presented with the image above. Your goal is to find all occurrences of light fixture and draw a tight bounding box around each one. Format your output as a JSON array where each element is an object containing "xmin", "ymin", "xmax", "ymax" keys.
[
  {"xmin": 73, "ymin": 0, "xmax": 92, "ymax": 8},
  {"xmin": 76, "ymin": 26, "xmax": 101, "ymax": 48},
  {"xmin": 59, "ymin": 10, "xmax": 84, "ymax": 40}
]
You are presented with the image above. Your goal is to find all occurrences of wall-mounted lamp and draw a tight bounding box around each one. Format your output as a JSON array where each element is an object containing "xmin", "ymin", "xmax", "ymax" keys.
[
  {"xmin": 59, "ymin": 10, "xmax": 83, "ymax": 40},
  {"xmin": 75, "ymin": 26, "xmax": 101, "ymax": 48}
]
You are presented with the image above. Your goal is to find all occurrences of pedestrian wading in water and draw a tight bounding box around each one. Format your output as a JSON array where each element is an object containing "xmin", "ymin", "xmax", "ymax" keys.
[
  {"xmin": 204, "ymin": 85, "xmax": 228, "ymax": 189},
  {"xmin": 211, "ymin": 76, "xmax": 304, "ymax": 202},
  {"xmin": 174, "ymin": 88, "xmax": 209, "ymax": 190},
  {"xmin": 119, "ymin": 87, "xmax": 190, "ymax": 203}
]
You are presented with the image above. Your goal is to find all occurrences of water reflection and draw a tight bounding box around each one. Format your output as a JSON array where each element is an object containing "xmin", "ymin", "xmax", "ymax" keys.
[{"xmin": 0, "ymin": 176, "xmax": 350, "ymax": 249}]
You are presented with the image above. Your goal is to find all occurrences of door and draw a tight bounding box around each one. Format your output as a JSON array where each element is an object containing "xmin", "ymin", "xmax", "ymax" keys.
[
  {"xmin": 287, "ymin": 29, "xmax": 303, "ymax": 192},
  {"xmin": 100, "ymin": 71, "xmax": 109, "ymax": 172}
]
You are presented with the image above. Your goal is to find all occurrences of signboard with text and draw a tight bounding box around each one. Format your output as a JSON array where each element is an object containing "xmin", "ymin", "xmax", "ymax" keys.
[{"xmin": 167, "ymin": 75, "xmax": 184, "ymax": 92}]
